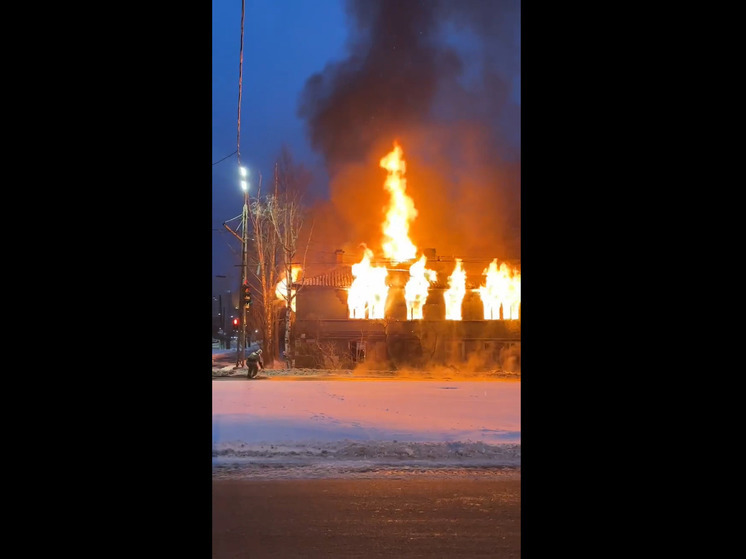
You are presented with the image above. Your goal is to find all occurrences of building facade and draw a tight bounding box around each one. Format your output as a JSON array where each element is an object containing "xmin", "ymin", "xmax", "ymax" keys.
[{"xmin": 290, "ymin": 254, "xmax": 520, "ymax": 371}]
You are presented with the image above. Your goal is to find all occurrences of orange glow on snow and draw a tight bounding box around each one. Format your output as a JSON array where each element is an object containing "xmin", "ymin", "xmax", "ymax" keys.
[
  {"xmin": 404, "ymin": 254, "xmax": 437, "ymax": 320},
  {"xmin": 348, "ymin": 246, "xmax": 389, "ymax": 319},
  {"xmin": 478, "ymin": 259, "xmax": 521, "ymax": 320},
  {"xmin": 444, "ymin": 258, "xmax": 467, "ymax": 320},
  {"xmin": 276, "ymin": 265, "xmax": 302, "ymax": 312},
  {"xmin": 379, "ymin": 142, "xmax": 418, "ymax": 264}
]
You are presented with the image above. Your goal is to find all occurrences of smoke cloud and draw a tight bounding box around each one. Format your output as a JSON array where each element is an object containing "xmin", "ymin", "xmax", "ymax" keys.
[{"xmin": 298, "ymin": 0, "xmax": 521, "ymax": 266}]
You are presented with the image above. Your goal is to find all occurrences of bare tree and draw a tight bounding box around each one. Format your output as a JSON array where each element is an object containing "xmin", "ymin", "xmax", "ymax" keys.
[
  {"xmin": 247, "ymin": 172, "xmax": 282, "ymax": 365},
  {"xmin": 267, "ymin": 147, "xmax": 314, "ymax": 368},
  {"xmin": 314, "ymin": 340, "xmax": 352, "ymax": 370}
]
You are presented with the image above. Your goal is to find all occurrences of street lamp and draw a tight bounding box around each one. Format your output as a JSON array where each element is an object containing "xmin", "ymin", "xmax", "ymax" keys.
[{"xmin": 236, "ymin": 165, "xmax": 250, "ymax": 368}]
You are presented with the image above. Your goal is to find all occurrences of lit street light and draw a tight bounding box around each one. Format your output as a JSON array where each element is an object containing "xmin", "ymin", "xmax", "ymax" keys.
[{"xmin": 240, "ymin": 165, "xmax": 249, "ymax": 192}]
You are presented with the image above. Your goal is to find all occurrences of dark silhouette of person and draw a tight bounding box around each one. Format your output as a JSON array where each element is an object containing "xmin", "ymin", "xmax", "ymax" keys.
[{"xmin": 247, "ymin": 348, "xmax": 264, "ymax": 378}]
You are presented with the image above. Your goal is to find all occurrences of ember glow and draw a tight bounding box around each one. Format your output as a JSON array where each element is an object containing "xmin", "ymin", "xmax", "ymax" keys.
[
  {"xmin": 379, "ymin": 143, "xmax": 418, "ymax": 264},
  {"xmin": 444, "ymin": 258, "xmax": 467, "ymax": 320},
  {"xmin": 276, "ymin": 265, "xmax": 302, "ymax": 312},
  {"xmin": 348, "ymin": 246, "xmax": 389, "ymax": 319},
  {"xmin": 404, "ymin": 254, "xmax": 437, "ymax": 320},
  {"xmin": 479, "ymin": 259, "xmax": 521, "ymax": 320}
]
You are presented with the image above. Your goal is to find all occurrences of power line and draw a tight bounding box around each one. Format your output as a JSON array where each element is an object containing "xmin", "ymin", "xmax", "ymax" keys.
[{"xmin": 212, "ymin": 150, "xmax": 237, "ymax": 166}]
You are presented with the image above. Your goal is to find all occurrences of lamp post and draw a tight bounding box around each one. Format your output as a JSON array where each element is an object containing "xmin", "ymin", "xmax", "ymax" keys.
[{"xmin": 236, "ymin": 166, "xmax": 250, "ymax": 368}]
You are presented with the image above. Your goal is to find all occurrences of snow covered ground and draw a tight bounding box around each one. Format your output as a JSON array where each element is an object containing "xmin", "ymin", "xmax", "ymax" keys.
[{"xmin": 212, "ymin": 355, "xmax": 521, "ymax": 479}]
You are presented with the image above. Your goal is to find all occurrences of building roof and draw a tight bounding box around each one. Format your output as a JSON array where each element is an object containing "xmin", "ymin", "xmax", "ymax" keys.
[
  {"xmin": 300, "ymin": 266, "xmax": 354, "ymax": 288},
  {"xmin": 297, "ymin": 258, "xmax": 520, "ymax": 291}
]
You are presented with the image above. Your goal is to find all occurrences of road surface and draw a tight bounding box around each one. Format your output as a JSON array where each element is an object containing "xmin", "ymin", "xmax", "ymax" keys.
[{"xmin": 213, "ymin": 476, "xmax": 520, "ymax": 559}]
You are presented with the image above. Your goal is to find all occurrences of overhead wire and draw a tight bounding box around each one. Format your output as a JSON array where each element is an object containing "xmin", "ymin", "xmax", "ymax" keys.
[{"xmin": 212, "ymin": 150, "xmax": 237, "ymax": 166}]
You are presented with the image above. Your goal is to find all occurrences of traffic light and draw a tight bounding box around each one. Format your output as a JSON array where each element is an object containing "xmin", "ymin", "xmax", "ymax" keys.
[
  {"xmin": 232, "ymin": 317, "xmax": 240, "ymax": 331},
  {"xmin": 242, "ymin": 282, "xmax": 252, "ymax": 308}
]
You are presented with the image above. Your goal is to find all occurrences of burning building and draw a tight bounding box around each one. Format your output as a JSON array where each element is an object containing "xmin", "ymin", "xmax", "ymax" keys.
[
  {"xmin": 280, "ymin": 142, "xmax": 520, "ymax": 372},
  {"xmin": 284, "ymin": 1, "xmax": 520, "ymax": 372}
]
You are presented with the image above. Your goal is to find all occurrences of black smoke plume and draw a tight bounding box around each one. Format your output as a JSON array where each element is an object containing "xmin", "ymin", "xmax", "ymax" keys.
[{"xmin": 299, "ymin": 0, "xmax": 521, "ymax": 264}]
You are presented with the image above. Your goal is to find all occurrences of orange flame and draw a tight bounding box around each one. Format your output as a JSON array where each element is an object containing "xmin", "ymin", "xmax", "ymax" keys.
[
  {"xmin": 444, "ymin": 258, "xmax": 466, "ymax": 320},
  {"xmin": 478, "ymin": 259, "xmax": 521, "ymax": 320},
  {"xmin": 380, "ymin": 142, "xmax": 418, "ymax": 264},
  {"xmin": 404, "ymin": 254, "xmax": 437, "ymax": 320},
  {"xmin": 348, "ymin": 246, "xmax": 389, "ymax": 319},
  {"xmin": 276, "ymin": 265, "xmax": 302, "ymax": 312},
  {"xmin": 337, "ymin": 140, "xmax": 521, "ymax": 324}
]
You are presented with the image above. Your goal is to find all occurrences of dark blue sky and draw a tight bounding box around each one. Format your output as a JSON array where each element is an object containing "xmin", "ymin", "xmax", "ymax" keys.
[
  {"xmin": 213, "ymin": 0, "xmax": 520, "ymax": 296},
  {"xmin": 213, "ymin": 0, "xmax": 349, "ymax": 291}
]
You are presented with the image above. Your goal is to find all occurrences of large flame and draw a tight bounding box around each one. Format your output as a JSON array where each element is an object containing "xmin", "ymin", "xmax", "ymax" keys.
[
  {"xmin": 478, "ymin": 259, "xmax": 521, "ymax": 320},
  {"xmin": 276, "ymin": 265, "xmax": 302, "ymax": 312},
  {"xmin": 380, "ymin": 142, "xmax": 418, "ymax": 264},
  {"xmin": 337, "ymin": 140, "xmax": 521, "ymax": 324},
  {"xmin": 348, "ymin": 246, "xmax": 389, "ymax": 319},
  {"xmin": 444, "ymin": 258, "xmax": 467, "ymax": 320},
  {"xmin": 404, "ymin": 254, "xmax": 437, "ymax": 320}
]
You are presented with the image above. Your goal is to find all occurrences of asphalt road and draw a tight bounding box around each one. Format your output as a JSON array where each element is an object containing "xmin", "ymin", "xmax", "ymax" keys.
[{"xmin": 212, "ymin": 476, "xmax": 520, "ymax": 558}]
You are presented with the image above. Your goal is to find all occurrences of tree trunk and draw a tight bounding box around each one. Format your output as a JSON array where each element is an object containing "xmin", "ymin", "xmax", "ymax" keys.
[
  {"xmin": 284, "ymin": 262, "xmax": 292, "ymax": 369},
  {"xmin": 284, "ymin": 305, "xmax": 291, "ymax": 368},
  {"xmin": 264, "ymin": 312, "xmax": 273, "ymax": 366}
]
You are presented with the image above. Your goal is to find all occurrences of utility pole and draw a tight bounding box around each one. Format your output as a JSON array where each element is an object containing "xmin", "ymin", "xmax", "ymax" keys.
[
  {"xmin": 234, "ymin": 0, "xmax": 247, "ymax": 367},
  {"xmin": 221, "ymin": 189, "xmax": 250, "ymax": 368},
  {"xmin": 236, "ymin": 179, "xmax": 249, "ymax": 368}
]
